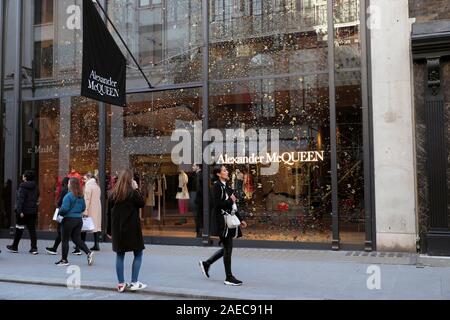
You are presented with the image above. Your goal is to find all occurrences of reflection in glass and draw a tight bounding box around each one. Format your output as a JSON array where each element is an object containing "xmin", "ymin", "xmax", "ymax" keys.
[
  {"xmin": 107, "ymin": 89, "xmax": 202, "ymax": 238},
  {"xmin": 209, "ymin": 0, "xmax": 329, "ymax": 81},
  {"xmin": 21, "ymin": 98, "xmax": 99, "ymax": 231},
  {"xmin": 107, "ymin": 0, "xmax": 202, "ymax": 87},
  {"xmin": 210, "ymin": 75, "xmax": 331, "ymax": 242},
  {"xmin": 334, "ymin": 0, "xmax": 365, "ymax": 244}
]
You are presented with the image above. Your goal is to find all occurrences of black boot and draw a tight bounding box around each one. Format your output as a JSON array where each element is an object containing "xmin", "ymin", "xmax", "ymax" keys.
[
  {"xmin": 90, "ymin": 232, "xmax": 100, "ymax": 251},
  {"xmin": 8, "ymin": 228, "xmax": 24, "ymax": 252}
]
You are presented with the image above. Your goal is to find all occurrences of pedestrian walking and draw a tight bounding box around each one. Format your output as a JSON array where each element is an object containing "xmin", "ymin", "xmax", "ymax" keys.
[
  {"xmin": 109, "ymin": 169, "xmax": 147, "ymax": 292},
  {"xmin": 199, "ymin": 165, "xmax": 247, "ymax": 286},
  {"xmin": 45, "ymin": 177, "xmax": 70, "ymax": 255},
  {"xmin": 79, "ymin": 173, "xmax": 102, "ymax": 252},
  {"xmin": 7, "ymin": 171, "xmax": 39, "ymax": 255},
  {"xmin": 55, "ymin": 178, "xmax": 94, "ymax": 267}
]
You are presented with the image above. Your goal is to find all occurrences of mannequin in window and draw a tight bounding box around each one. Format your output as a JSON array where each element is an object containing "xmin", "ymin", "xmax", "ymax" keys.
[
  {"xmin": 146, "ymin": 179, "xmax": 155, "ymax": 208},
  {"xmin": 175, "ymin": 169, "xmax": 189, "ymax": 225},
  {"xmin": 243, "ymin": 169, "xmax": 255, "ymax": 200},
  {"xmin": 152, "ymin": 174, "xmax": 166, "ymax": 221},
  {"xmin": 232, "ymin": 169, "xmax": 244, "ymax": 200}
]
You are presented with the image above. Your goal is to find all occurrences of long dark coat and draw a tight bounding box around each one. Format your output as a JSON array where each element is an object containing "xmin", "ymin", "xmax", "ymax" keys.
[
  {"xmin": 15, "ymin": 181, "xmax": 39, "ymax": 215},
  {"xmin": 110, "ymin": 190, "xmax": 145, "ymax": 253},
  {"xmin": 209, "ymin": 180, "xmax": 243, "ymax": 239}
]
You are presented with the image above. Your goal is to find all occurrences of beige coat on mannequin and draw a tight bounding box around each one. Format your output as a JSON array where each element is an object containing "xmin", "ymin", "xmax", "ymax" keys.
[
  {"xmin": 83, "ymin": 178, "xmax": 102, "ymax": 232},
  {"xmin": 176, "ymin": 171, "xmax": 190, "ymax": 200}
]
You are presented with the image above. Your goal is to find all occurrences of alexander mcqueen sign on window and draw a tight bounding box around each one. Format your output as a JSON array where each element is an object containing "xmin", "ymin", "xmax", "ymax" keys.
[{"xmin": 81, "ymin": 0, "xmax": 126, "ymax": 107}]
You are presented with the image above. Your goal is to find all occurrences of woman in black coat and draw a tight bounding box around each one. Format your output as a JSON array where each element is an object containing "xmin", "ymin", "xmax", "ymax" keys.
[
  {"xmin": 199, "ymin": 165, "xmax": 247, "ymax": 286},
  {"xmin": 109, "ymin": 169, "xmax": 146, "ymax": 293}
]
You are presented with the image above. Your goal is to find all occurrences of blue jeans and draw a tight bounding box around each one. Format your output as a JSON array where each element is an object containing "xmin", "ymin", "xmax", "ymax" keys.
[{"xmin": 116, "ymin": 250, "xmax": 143, "ymax": 284}]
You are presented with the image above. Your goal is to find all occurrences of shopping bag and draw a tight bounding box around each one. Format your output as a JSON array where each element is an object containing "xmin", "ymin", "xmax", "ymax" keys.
[
  {"xmin": 52, "ymin": 208, "xmax": 59, "ymax": 221},
  {"xmin": 52, "ymin": 208, "xmax": 63, "ymax": 223},
  {"xmin": 82, "ymin": 217, "xmax": 95, "ymax": 232}
]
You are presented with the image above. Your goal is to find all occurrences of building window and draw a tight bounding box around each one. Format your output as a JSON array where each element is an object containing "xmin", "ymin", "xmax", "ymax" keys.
[
  {"xmin": 34, "ymin": 0, "xmax": 53, "ymax": 25},
  {"xmin": 34, "ymin": 0, "xmax": 54, "ymax": 79},
  {"xmin": 140, "ymin": 0, "xmax": 162, "ymax": 7},
  {"xmin": 34, "ymin": 40, "xmax": 53, "ymax": 79}
]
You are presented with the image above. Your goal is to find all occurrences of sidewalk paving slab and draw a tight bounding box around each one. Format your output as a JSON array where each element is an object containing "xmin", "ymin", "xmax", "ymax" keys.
[{"xmin": 1, "ymin": 239, "xmax": 450, "ymax": 300}]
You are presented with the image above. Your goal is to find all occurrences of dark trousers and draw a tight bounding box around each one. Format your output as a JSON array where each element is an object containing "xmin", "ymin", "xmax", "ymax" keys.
[
  {"xmin": 195, "ymin": 204, "xmax": 203, "ymax": 236},
  {"xmin": 13, "ymin": 214, "xmax": 37, "ymax": 249},
  {"xmin": 77, "ymin": 232, "xmax": 99, "ymax": 249},
  {"xmin": 51, "ymin": 223, "xmax": 62, "ymax": 250},
  {"xmin": 61, "ymin": 218, "xmax": 90, "ymax": 261},
  {"xmin": 205, "ymin": 237, "xmax": 233, "ymax": 278},
  {"xmin": 52, "ymin": 223, "xmax": 79, "ymax": 250}
]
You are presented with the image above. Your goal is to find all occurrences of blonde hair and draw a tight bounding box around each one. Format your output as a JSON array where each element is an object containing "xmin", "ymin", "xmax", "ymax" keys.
[{"xmin": 109, "ymin": 169, "xmax": 134, "ymax": 203}]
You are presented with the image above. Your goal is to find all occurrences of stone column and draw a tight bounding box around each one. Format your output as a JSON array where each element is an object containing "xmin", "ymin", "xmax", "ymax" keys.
[{"xmin": 371, "ymin": 0, "xmax": 418, "ymax": 252}]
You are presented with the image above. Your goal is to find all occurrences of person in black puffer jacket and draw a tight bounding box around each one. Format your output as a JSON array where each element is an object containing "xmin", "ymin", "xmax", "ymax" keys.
[{"xmin": 6, "ymin": 170, "xmax": 40, "ymax": 255}]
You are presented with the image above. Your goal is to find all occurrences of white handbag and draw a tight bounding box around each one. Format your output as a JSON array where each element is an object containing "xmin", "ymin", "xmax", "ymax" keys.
[
  {"xmin": 82, "ymin": 217, "xmax": 95, "ymax": 232},
  {"xmin": 223, "ymin": 210, "xmax": 241, "ymax": 229},
  {"xmin": 220, "ymin": 185, "xmax": 241, "ymax": 229}
]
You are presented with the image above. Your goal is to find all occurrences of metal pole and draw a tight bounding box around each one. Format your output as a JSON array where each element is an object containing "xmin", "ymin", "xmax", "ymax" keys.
[
  {"xmin": 98, "ymin": 0, "xmax": 107, "ymax": 242},
  {"xmin": 360, "ymin": 0, "xmax": 374, "ymax": 251},
  {"xmin": 11, "ymin": 0, "xmax": 23, "ymax": 234},
  {"xmin": 98, "ymin": 100, "xmax": 106, "ymax": 241},
  {"xmin": 93, "ymin": 0, "xmax": 154, "ymax": 89},
  {"xmin": 327, "ymin": 0, "xmax": 339, "ymax": 250},
  {"xmin": 201, "ymin": 0, "xmax": 210, "ymax": 246},
  {"xmin": 0, "ymin": 0, "xmax": 5, "ymax": 230},
  {"xmin": 0, "ymin": 0, "xmax": 5, "ymax": 107},
  {"xmin": 30, "ymin": 61, "xmax": 36, "ymax": 170}
]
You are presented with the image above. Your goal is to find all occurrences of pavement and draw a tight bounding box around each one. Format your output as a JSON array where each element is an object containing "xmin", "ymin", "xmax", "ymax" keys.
[
  {"xmin": 0, "ymin": 282, "xmax": 189, "ymax": 300},
  {"xmin": 1, "ymin": 238, "xmax": 450, "ymax": 300}
]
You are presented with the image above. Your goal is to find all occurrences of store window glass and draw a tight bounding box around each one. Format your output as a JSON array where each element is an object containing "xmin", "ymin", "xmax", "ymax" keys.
[
  {"xmin": 208, "ymin": 0, "xmax": 331, "ymax": 243},
  {"xmin": 334, "ymin": 0, "xmax": 365, "ymax": 244},
  {"xmin": 19, "ymin": 0, "xmax": 86, "ymax": 99},
  {"xmin": 33, "ymin": 0, "xmax": 54, "ymax": 79},
  {"xmin": 209, "ymin": 0, "xmax": 328, "ymax": 81},
  {"xmin": 107, "ymin": 88, "xmax": 202, "ymax": 238},
  {"xmin": 34, "ymin": 0, "xmax": 53, "ymax": 25},
  {"xmin": 208, "ymin": 0, "xmax": 331, "ymax": 242},
  {"xmin": 21, "ymin": 98, "xmax": 99, "ymax": 231},
  {"xmin": 107, "ymin": 0, "xmax": 203, "ymax": 88},
  {"xmin": 209, "ymin": 75, "xmax": 331, "ymax": 242},
  {"xmin": 34, "ymin": 40, "xmax": 53, "ymax": 79}
]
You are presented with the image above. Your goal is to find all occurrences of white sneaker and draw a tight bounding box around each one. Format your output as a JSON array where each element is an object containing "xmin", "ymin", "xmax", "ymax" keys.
[
  {"xmin": 129, "ymin": 282, "xmax": 147, "ymax": 291},
  {"xmin": 117, "ymin": 283, "xmax": 129, "ymax": 293},
  {"xmin": 87, "ymin": 252, "xmax": 94, "ymax": 266}
]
